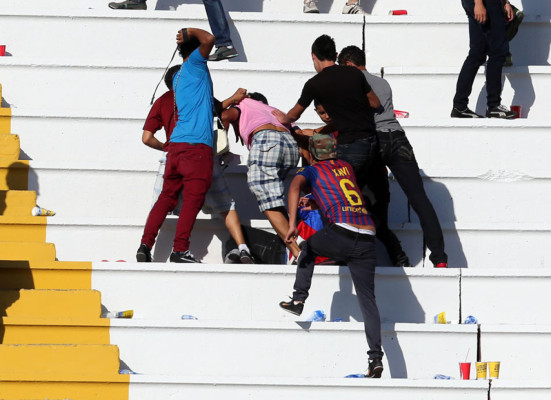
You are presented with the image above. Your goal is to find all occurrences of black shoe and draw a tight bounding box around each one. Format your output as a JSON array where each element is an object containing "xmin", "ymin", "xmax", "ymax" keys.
[
  {"xmin": 279, "ymin": 298, "xmax": 304, "ymax": 316},
  {"xmin": 239, "ymin": 249, "xmax": 255, "ymax": 264},
  {"xmin": 208, "ymin": 46, "xmax": 238, "ymax": 61},
  {"xmin": 486, "ymin": 105, "xmax": 517, "ymax": 119},
  {"xmin": 366, "ymin": 357, "xmax": 383, "ymax": 378},
  {"xmin": 136, "ymin": 244, "xmax": 152, "ymax": 262},
  {"xmin": 451, "ymin": 107, "xmax": 483, "ymax": 118},
  {"xmin": 170, "ymin": 250, "xmax": 201, "ymax": 263},
  {"xmin": 108, "ymin": 0, "xmax": 147, "ymax": 9},
  {"xmin": 225, "ymin": 248, "xmax": 241, "ymax": 264},
  {"xmin": 393, "ymin": 252, "xmax": 412, "ymax": 268}
]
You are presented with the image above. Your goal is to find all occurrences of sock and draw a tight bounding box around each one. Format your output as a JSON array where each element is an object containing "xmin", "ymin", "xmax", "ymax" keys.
[{"xmin": 238, "ymin": 244, "xmax": 250, "ymax": 253}]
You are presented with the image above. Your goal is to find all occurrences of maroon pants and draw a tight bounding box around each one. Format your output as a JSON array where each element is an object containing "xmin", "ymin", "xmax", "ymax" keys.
[{"xmin": 141, "ymin": 143, "xmax": 213, "ymax": 252}]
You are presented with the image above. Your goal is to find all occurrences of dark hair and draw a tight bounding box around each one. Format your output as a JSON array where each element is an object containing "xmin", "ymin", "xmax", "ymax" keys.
[
  {"xmin": 249, "ymin": 92, "xmax": 268, "ymax": 105},
  {"xmin": 311, "ymin": 35, "xmax": 337, "ymax": 62},
  {"xmin": 313, "ymin": 98, "xmax": 322, "ymax": 108},
  {"xmin": 178, "ymin": 37, "xmax": 200, "ymax": 59},
  {"xmin": 337, "ymin": 45, "xmax": 366, "ymax": 67},
  {"xmin": 165, "ymin": 65, "xmax": 181, "ymax": 90}
]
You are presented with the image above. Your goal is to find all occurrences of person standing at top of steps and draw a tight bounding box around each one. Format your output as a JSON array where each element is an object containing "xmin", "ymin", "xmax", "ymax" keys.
[
  {"xmin": 279, "ymin": 133, "xmax": 384, "ymax": 379},
  {"xmin": 108, "ymin": 0, "xmax": 238, "ymax": 61},
  {"xmin": 451, "ymin": 0, "xmax": 517, "ymax": 119},
  {"xmin": 338, "ymin": 45, "xmax": 448, "ymax": 268},
  {"xmin": 221, "ymin": 93, "xmax": 302, "ymax": 261},
  {"xmin": 273, "ymin": 34, "xmax": 411, "ymax": 268},
  {"xmin": 136, "ymin": 64, "xmax": 255, "ymax": 264},
  {"xmin": 303, "ymin": 0, "xmax": 367, "ymax": 14},
  {"xmin": 136, "ymin": 28, "xmax": 215, "ymax": 264}
]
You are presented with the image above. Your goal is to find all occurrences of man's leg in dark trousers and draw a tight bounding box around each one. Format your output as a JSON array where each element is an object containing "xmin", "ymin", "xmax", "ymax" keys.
[{"xmin": 380, "ymin": 130, "xmax": 447, "ymax": 265}]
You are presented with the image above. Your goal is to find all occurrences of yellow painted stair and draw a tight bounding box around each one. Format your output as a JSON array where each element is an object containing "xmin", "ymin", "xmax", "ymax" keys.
[{"xmin": 0, "ymin": 81, "xmax": 130, "ymax": 400}]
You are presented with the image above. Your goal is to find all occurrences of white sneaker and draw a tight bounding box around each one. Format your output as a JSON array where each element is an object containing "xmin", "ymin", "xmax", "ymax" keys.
[
  {"xmin": 342, "ymin": 1, "xmax": 367, "ymax": 14},
  {"xmin": 303, "ymin": 0, "xmax": 319, "ymax": 13}
]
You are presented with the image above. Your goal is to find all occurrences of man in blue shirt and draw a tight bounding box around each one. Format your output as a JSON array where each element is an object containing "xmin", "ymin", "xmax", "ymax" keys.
[{"xmin": 138, "ymin": 28, "xmax": 215, "ymax": 263}]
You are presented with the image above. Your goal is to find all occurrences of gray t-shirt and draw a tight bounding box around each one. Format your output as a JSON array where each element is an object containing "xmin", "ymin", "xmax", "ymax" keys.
[{"xmin": 362, "ymin": 70, "xmax": 403, "ymax": 132}]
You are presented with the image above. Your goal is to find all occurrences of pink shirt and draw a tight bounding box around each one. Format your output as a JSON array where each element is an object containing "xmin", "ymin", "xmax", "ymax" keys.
[{"xmin": 234, "ymin": 98, "xmax": 289, "ymax": 149}]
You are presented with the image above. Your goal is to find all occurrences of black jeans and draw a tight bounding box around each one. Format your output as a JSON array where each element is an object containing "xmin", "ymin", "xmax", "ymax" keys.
[
  {"xmin": 453, "ymin": 0, "xmax": 509, "ymax": 109},
  {"xmin": 337, "ymin": 136, "xmax": 408, "ymax": 264},
  {"xmin": 292, "ymin": 224, "xmax": 384, "ymax": 360},
  {"xmin": 378, "ymin": 130, "xmax": 447, "ymax": 265}
]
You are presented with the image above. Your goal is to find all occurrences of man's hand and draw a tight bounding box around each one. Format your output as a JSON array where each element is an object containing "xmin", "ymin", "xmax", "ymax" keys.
[
  {"xmin": 285, "ymin": 225, "xmax": 299, "ymax": 244},
  {"xmin": 272, "ymin": 109, "xmax": 292, "ymax": 126},
  {"xmin": 231, "ymin": 88, "xmax": 248, "ymax": 105},
  {"xmin": 176, "ymin": 29, "xmax": 186, "ymax": 44},
  {"xmin": 474, "ymin": 0, "xmax": 487, "ymax": 24},
  {"xmin": 503, "ymin": 3, "xmax": 514, "ymax": 22}
]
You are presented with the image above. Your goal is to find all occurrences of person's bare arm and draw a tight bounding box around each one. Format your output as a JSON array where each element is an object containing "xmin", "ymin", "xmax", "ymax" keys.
[
  {"xmin": 221, "ymin": 88, "xmax": 248, "ymax": 109},
  {"xmin": 367, "ymin": 90, "xmax": 381, "ymax": 110},
  {"xmin": 142, "ymin": 130, "xmax": 164, "ymax": 151},
  {"xmin": 221, "ymin": 107, "xmax": 242, "ymax": 144},
  {"xmin": 273, "ymin": 103, "xmax": 306, "ymax": 126},
  {"xmin": 285, "ymin": 175, "xmax": 307, "ymax": 243},
  {"xmin": 176, "ymin": 28, "xmax": 215, "ymax": 59}
]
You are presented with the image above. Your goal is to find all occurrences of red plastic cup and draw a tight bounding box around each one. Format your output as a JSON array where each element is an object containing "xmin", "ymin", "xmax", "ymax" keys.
[
  {"xmin": 0, "ymin": 45, "xmax": 5, "ymax": 56},
  {"xmin": 389, "ymin": 10, "xmax": 408, "ymax": 15},
  {"xmin": 460, "ymin": 362, "xmax": 471, "ymax": 380},
  {"xmin": 510, "ymin": 105, "xmax": 522, "ymax": 119}
]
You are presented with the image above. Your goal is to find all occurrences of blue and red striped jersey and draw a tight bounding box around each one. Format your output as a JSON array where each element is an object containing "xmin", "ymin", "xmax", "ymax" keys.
[{"xmin": 297, "ymin": 159, "xmax": 374, "ymax": 226}]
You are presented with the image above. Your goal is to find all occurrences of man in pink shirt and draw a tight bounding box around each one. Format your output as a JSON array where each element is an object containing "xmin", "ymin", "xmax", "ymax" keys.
[{"xmin": 222, "ymin": 93, "xmax": 301, "ymax": 260}]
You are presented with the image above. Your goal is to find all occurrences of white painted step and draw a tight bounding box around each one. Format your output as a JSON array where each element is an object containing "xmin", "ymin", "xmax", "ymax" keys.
[
  {"xmin": 128, "ymin": 376, "xmax": 491, "ymax": 400},
  {"xmin": 109, "ymin": 319, "xmax": 477, "ymax": 379},
  {"xmin": 0, "ymin": 10, "xmax": 548, "ymax": 66},
  {"xmin": 490, "ymin": 381, "xmax": 551, "ymax": 400},
  {"xmin": 92, "ymin": 263, "xmax": 460, "ymax": 323}
]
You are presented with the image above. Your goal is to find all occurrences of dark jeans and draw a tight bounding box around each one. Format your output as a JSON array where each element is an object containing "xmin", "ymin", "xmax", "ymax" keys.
[
  {"xmin": 338, "ymin": 136, "xmax": 407, "ymax": 264},
  {"xmin": 453, "ymin": 0, "xmax": 509, "ymax": 109},
  {"xmin": 141, "ymin": 143, "xmax": 213, "ymax": 252},
  {"xmin": 378, "ymin": 130, "xmax": 447, "ymax": 265},
  {"xmin": 292, "ymin": 224, "xmax": 384, "ymax": 360},
  {"xmin": 203, "ymin": 0, "xmax": 233, "ymax": 47}
]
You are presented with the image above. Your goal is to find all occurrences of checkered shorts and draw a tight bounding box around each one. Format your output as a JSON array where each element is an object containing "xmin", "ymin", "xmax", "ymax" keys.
[
  {"xmin": 247, "ymin": 130, "xmax": 299, "ymax": 212},
  {"xmin": 151, "ymin": 152, "xmax": 235, "ymax": 215}
]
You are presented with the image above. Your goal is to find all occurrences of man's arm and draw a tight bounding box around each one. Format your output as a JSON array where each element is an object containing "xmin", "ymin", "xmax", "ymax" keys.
[
  {"xmin": 285, "ymin": 175, "xmax": 307, "ymax": 243},
  {"xmin": 142, "ymin": 130, "xmax": 165, "ymax": 151},
  {"xmin": 221, "ymin": 88, "xmax": 248, "ymax": 109},
  {"xmin": 367, "ymin": 90, "xmax": 381, "ymax": 110},
  {"xmin": 221, "ymin": 107, "xmax": 242, "ymax": 144},
  {"xmin": 272, "ymin": 103, "xmax": 306, "ymax": 126},
  {"xmin": 177, "ymin": 28, "xmax": 215, "ymax": 59}
]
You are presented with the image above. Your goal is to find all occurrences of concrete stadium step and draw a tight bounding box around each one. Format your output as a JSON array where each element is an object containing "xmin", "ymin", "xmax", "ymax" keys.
[
  {"xmin": 490, "ymin": 381, "xmax": 551, "ymax": 400},
  {"xmin": 0, "ymin": 108, "xmax": 10, "ymax": 134},
  {"xmin": 0, "ymin": 10, "xmax": 548, "ymax": 66},
  {"xmin": 43, "ymin": 216, "xmax": 551, "ymax": 269},
  {"xmin": 0, "ymin": 260, "xmax": 93, "ymax": 290},
  {"xmin": 0, "ymin": 190, "xmax": 36, "ymax": 216},
  {"xmin": 0, "ymin": 343, "xmax": 122, "ymax": 378},
  {"xmin": 0, "ymin": 316, "xmax": 110, "ymax": 344},
  {"xmin": 0, "ymin": 216, "xmax": 46, "ymax": 242},
  {"xmin": 127, "ymin": 375, "xmax": 490, "ymax": 400},
  {"xmin": 91, "ymin": 263, "xmax": 460, "ymax": 323},
  {"xmin": 0, "ymin": 134, "xmax": 20, "ymax": 162},
  {"xmin": 0, "ymin": 160, "xmax": 28, "ymax": 190},
  {"xmin": 0, "ymin": 241, "xmax": 55, "ymax": 261},
  {"xmin": 0, "ymin": 289, "xmax": 101, "ymax": 318},
  {"xmin": 1, "ymin": 61, "xmax": 549, "ymax": 124},
  {"xmin": 480, "ymin": 325, "xmax": 551, "ymax": 380},
  {"xmin": 108, "ymin": 319, "xmax": 477, "ymax": 379}
]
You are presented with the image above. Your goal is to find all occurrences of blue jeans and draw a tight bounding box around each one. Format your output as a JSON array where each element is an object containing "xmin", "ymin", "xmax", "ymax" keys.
[
  {"xmin": 203, "ymin": 0, "xmax": 232, "ymax": 47},
  {"xmin": 453, "ymin": 0, "xmax": 509, "ymax": 109}
]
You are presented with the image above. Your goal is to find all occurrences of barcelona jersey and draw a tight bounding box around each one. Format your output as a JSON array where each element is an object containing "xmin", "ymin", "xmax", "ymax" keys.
[{"xmin": 297, "ymin": 159, "xmax": 374, "ymax": 226}]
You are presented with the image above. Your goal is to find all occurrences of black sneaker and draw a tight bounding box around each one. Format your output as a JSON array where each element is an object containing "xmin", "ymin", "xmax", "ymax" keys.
[
  {"xmin": 451, "ymin": 107, "xmax": 483, "ymax": 118},
  {"xmin": 136, "ymin": 244, "xmax": 152, "ymax": 262},
  {"xmin": 239, "ymin": 249, "xmax": 255, "ymax": 264},
  {"xmin": 208, "ymin": 46, "xmax": 238, "ymax": 61},
  {"xmin": 170, "ymin": 250, "xmax": 201, "ymax": 263},
  {"xmin": 225, "ymin": 248, "xmax": 241, "ymax": 264},
  {"xmin": 486, "ymin": 105, "xmax": 517, "ymax": 119},
  {"xmin": 279, "ymin": 298, "xmax": 304, "ymax": 316},
  {"xmin": 366, "ymin": 357, "xmax": 383, "ymax": 378},
  {"xmin": 108, "ymin": 0, "xmax": 147, "ymax": 9}
]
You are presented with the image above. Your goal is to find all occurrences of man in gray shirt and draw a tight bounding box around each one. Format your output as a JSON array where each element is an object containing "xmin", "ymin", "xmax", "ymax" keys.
[{"xmin": 338, "ymin": 45, "xmax": 448, "ymax": 268}]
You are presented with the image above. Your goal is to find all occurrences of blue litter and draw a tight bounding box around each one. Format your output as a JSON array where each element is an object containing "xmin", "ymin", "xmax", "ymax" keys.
[
  {"xmin": 305, "ymin": 310, "xmax": 326, "ymax": 322},
  {"xmin": 434, "ymin": 374, "xmax": 453, "ymax": 379},
  {"xmin": 181, "ymin": 314, "xmax": 198, "ymax": 320},
  {"xmin": 345, "ymin": 373, "xmax": 366, "ymax": 378},
  {"xmin": 463, "ymin": 315, "xmax": 478, "ymax": 324}
]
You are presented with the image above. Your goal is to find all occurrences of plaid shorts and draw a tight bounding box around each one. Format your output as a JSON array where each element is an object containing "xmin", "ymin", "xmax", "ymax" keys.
[
  {"xmin": 247, "ymin": 130, "xmax": 299, "ymax": 212},
  {"xmin": 151, "ymin": 152, "xmax": 235, "ymax": 215}
]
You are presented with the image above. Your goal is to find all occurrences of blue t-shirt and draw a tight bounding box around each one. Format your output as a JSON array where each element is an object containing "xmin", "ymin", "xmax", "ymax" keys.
[
  {"xmin": 297, "ymin": 159, "xmax": 374, "ymax": 227},
  {"xmin": 171, "ymin": 48, "xmax": 214, "ymax": 146}
]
